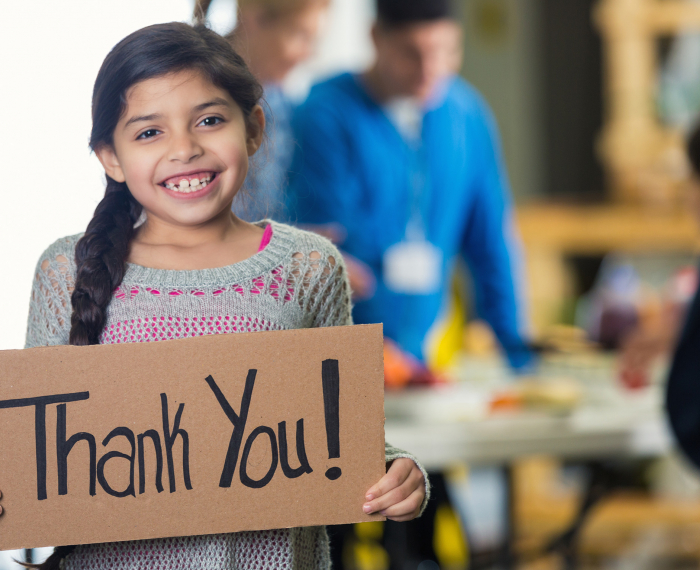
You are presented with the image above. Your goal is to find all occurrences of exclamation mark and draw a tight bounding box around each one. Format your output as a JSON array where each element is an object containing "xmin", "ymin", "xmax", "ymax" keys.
[{"xmin": 322, "ymin": 359, "xmax": 342, "ymax": 480}]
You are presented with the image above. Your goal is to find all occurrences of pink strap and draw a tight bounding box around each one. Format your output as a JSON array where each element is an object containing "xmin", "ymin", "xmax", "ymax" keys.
[{"xmin": 258, "ymin": 224, "xmax": 273, "ymax": 252}]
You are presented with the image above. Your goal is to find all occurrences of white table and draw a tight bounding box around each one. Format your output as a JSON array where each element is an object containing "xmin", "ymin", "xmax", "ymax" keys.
[
  {"xmin": 384, "ymin": 359, "xmax": 674, "ymax": 568},
  {"xmin": 384, "ymin": 355, "xmax": 673, "ymax": 469}
]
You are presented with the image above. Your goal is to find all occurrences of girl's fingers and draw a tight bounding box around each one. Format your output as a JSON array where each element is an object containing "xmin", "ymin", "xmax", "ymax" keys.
[
  {"xmin": 365, "ymin": 458, "xmax": 413, "ymax": 501},
  {"xmin": 363, "ymin": 485, "xmax": 409, "ymax": 514},
  {"xmin": 363, "ymin": 466, "xmax": 424, "ymax": 514},
  {"xmin": 383, "ymin": 488, "xmax": 425, "ymax": 522}
]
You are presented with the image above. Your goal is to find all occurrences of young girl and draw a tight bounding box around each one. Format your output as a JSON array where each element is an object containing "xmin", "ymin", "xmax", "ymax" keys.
[{"xmin": 8, "ymin": 22, "xmax": 427, "ymax": 570}]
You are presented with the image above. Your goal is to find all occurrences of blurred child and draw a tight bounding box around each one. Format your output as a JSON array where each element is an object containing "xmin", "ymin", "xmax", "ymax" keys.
[
  {"xmin": 619, "ymin": 126, "xmax": 700, "ymax": 387},
  {"xmin": 666, "ymin": 124, "xmax": 700, "ymax": 470},
  {"xmin": 194, "ymin": 0, "xmax": 330, "ymax": 220}
]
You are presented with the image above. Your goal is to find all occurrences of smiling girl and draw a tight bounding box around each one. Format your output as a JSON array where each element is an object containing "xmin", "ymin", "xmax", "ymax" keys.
[{"xmin": 9, "ymin": 22, "xmax": 428, "ymax": 570}]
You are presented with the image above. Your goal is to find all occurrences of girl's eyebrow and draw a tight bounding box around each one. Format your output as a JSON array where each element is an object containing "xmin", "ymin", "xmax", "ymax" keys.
[
  {"xmin": 193, "ymin": 97, "xmax": 231, "ymax": 113},
  {"xmin": 124, "ymin": 113, "xmax": 161, "ymax": 129},
  {"xmin": 123, "ymin": 98, "xmax": 231, "ymax": 129}
]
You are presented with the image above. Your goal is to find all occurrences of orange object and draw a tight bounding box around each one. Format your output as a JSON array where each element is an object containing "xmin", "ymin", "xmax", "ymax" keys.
[
  {"xmin": 383, "ymin": 340, "xmax": 446, "ymax": 388},
  {"xmin": 490, "ymin": 390, "xmax": 522, "ymax": 413},
  {"xmin": 384, "ymin": 340, "xmax": 413, "ymax": 389},
  {"xmin": 620, "ymin": 367, "xmax": 648, "ymax": 391}
]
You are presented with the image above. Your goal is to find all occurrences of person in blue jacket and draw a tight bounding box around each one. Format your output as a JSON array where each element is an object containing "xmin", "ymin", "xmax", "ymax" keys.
[{"xmin": 287, "ymin": 0, "xmax": 534, "ymax": 372}]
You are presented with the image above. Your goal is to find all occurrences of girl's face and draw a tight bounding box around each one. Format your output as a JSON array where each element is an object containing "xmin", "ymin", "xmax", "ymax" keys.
[{"xmin": 96, "ymin": 70, "xmax": 264, "ymax": 228}]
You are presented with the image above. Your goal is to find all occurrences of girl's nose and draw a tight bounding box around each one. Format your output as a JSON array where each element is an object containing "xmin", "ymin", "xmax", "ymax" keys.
[{"xmin": 168, "ymin": 132, "xmax": 204, "ymax": 163}]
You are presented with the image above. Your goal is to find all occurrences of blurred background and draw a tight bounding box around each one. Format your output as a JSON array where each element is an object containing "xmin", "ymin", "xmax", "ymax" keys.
[{"xmin": 5, "ymin": 0, "xmax": 700, "ymax": 568}]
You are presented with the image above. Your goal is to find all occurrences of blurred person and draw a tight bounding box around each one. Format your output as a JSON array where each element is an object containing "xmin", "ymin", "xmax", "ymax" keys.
[
  {"xmin": 621, "ymin": 127, "xmax": 700, "ymax": 387},
  {"xmin": 287, "ymin": 0, "xmax": 534, "ymax": 373},
  {"xmin": 286, "ymin": 0, "xmax": 534, "ymax": 566},
  {"xmin": 665, "ymin": 125, "xmax": 700, "ymax": 470},
  {"xmin": 194, "ymin": 0, "xmax": 329, "ymax": 220}
]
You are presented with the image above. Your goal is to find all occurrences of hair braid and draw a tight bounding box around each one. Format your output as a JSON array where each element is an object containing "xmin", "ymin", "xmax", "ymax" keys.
[
  {"xmin": 26, "ymin": 180, "xmax": 139, "ymax": 570},
  {"xmin": 69, "ymin": 178, "xmax": 142, "ymax": 346},
  {"xmin": 24, "ymin": 182, "xmax": 140, "ymax": 566},
  {"xmin": 17, "ymin": 545, "xmax": 77, "ymax": 569}
]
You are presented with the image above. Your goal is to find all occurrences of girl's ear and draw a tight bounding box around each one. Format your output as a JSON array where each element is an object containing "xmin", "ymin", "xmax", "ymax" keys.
[
  {"xmin": 246, "ymin": 105, "xmax": 266, "ymax": 157},
  {"xmin": 95, "ymin": 145, "xmax": 126, "ymax": 183}
]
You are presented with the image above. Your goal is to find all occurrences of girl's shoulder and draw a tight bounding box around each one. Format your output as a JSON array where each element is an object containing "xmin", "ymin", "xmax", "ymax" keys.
[
  {"xmin": 268, "ymin": 222, "xmax": 352, "ymax": 328},
  {"xmin": 270, "ymin": 222, "xmax": 347, "ymax": 278},
  {"xmin": 271, "ymin": 222, "xmax": 342, "ymax": 260},
  {"xmin": 38, "ymin": 232, "xmax": 83, "ymax": 258},
  {"xmin": 33, "ymin": 233, "xmax": 84, "ymax": 277},
  {"xmin": 26, "ymin": 234, "xmax": 84, "ymax": 349}
]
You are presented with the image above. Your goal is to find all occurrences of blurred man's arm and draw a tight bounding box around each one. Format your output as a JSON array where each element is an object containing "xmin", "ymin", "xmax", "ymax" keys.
[
  {"xmin": 286, "ymin": 95, "xmax": 377, "ymax": 300},
  {"xmin": 288, "ymin": 98, "xmax": 365, "ymax": 246},
  {"xmin": 460, "ymin": 102, "xmax": 534, "ymax": 371}
]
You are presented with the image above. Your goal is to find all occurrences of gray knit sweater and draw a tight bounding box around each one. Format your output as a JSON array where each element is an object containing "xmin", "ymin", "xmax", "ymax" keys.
[{"xmin": 25, "ymin": 221, "xmax": 428, "ymax": 570}]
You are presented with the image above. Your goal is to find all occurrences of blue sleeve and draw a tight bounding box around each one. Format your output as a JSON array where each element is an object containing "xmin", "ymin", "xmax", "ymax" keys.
[
  {"xmin": 286, "ymin": 95, "xmax": 372, "ymax": 257},
  {"xmin": 460, "ymin": 101, "xmax": 535, "ymax": 372}
]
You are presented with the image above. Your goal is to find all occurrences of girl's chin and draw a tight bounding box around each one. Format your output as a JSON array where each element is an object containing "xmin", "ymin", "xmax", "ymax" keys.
[
  {"xmin": 158, "ymin": 208, "xmax": 235, "ymax": 228},
  {"xmin": 142, "ymin": 199, "xmax": 238, "ymax": 228}
]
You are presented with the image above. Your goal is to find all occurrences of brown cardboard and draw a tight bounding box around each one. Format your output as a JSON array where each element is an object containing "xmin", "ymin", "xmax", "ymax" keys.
[{"xmin": 0, "ymin": 324, "xmax": 385, "ymax": 550}]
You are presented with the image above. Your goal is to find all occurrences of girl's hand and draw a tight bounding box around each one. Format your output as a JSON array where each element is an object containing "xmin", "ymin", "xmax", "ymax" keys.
[{"xmin": 363, "ymin": 458, "xmax": 425, "ymax": 522}]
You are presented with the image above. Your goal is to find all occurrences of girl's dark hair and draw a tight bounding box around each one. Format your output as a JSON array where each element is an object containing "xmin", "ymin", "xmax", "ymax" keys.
[{"xmin": 28, "ymin": 25, "xmax": 263, "ymax": 567}]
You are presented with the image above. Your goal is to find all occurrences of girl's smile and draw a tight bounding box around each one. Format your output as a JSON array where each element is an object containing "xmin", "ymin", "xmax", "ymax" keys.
[{"xmin": 160, "ymin": 170, "xmax": 220, "ymax": 198}]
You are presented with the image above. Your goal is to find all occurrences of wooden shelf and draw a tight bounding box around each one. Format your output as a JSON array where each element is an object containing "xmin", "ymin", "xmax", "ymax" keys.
[{"xmin": 517, "ymin": 204, "xmax": 700, "ymax": 254}]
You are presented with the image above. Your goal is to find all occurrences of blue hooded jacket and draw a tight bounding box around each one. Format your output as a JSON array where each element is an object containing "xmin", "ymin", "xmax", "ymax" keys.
[{"xmin": 287, "ymin": 73, "xmax": 532, "ymax": 370}]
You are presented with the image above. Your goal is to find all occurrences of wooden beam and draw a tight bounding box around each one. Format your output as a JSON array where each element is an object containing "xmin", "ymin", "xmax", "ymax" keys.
[
  {"xmin": 516, "ymin": 204, "xmax": 700, "ymax": 254},
  {"xmin": 646, "ymin": 1, "xmax": 700, "ymax": 34}
]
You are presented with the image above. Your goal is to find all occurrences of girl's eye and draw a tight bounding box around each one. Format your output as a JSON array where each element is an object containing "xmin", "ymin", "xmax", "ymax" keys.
[
  {"xmin": 137, "ymin": 129, "xmax": 160, "ymax": 140},
  {"xmin": 199, "ymin": 116, "xmax": 223, "ymax": 127}
]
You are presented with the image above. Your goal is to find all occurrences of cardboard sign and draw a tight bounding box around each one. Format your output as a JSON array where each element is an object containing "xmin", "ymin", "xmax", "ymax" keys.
[{"xmin": 0, "ymin": 324, "xmax": 385, "ymax": 550}]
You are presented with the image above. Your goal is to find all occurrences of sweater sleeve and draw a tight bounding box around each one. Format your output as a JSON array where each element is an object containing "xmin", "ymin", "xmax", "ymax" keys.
[
  {"xmin": 293, "ymin": 235, "xmax": 353, "ymax": 328},
  {"xmin": 385, "ymin": 441, "xmax": 431, "ymax": 517},
  {"xmin": 25, "ymin": 236, "xmax": 78, "ymax": 348},
  {"xmin": 312, "ymin": 252, "xmax": 353, "ymax": 328}
]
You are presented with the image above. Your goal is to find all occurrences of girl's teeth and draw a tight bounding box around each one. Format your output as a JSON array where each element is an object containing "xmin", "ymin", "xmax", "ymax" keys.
[{"xmin": 165, "ymin": 174, "xmax": 213, "ymax": 192}]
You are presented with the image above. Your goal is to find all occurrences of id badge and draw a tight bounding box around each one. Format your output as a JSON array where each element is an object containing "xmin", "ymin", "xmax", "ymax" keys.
[{"xmin": 384, "ymin": 240, "xmax": 442, "ymax": 294}]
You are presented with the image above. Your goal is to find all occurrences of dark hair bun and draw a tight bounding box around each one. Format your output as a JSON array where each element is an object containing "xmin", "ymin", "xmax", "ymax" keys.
[{"xmin": 376, "ymin": 0, "xmax": 456, "ymax": 25}]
